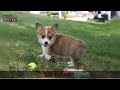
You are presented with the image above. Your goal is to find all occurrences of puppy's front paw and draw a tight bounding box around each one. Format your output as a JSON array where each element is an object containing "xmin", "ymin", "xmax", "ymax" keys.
[
  {"xmin": 67, "ymin": 61, "xmax": 72, "ymax": 64},
  {"xmin": 45, "ymin": 54, "xmax": 52, "ymax": 61},
  {"xmin": 39, "ymin": 54, "xmax": 44, "ymax": 58},
  {"xmin": 68, "ymin": 62, "xmax": 74, "ymax": 67}
]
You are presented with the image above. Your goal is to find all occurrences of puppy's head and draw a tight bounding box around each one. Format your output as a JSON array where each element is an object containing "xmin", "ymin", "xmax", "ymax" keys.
[{"xmin": 36, "ymin": 23, "xmax": 58, "ymax": 47}]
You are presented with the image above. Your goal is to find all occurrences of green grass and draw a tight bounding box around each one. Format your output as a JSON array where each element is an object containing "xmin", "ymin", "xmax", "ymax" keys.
[
  {"xmin": 110, "ymin": 19, "xmax": 120, "ymax": 71},
  {"xmin": 0, "ymin": 11, "xmax": 119, "ymax": 72}
]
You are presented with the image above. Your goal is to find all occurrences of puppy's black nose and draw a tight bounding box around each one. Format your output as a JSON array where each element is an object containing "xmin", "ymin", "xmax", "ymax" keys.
[{"xmin": 45, "ymin": 42, "xmax": 48, "ymax": 45}]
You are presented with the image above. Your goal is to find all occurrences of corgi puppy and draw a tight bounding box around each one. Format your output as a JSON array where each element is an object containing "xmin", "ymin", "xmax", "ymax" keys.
[{"xmin": 36, "ymin": 23, "xmax": 87, "ymax": 67}]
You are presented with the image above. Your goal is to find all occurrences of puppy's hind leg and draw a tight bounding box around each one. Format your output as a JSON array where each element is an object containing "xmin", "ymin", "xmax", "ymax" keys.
[
  {"xmin": 72, "ymin": 45, "xmax": 86, "ymax": 67},
  {"xmin": 73, "ymin": 58, "xmax": 81, "ymax": 66},
  {"xmin": 68, "ymin": 57, "xmax": 75, "ymax": 67}
]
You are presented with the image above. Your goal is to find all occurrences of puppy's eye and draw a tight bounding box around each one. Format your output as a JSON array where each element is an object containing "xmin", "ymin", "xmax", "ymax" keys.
[
  {"xmin": 49, "ymin": 36, "xmax": 52, "ymax": 40},
  {"xmin": 42, "ymin": 35, "xmax": 45, "ymax": 39}
]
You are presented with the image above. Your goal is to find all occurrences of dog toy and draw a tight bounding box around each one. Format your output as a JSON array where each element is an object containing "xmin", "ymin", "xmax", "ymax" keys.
[
  {"xmin": 28, "ymin": 62, "xmax": 37, "ymax": 70},
  {"xmin": 63, "ymin": 68, "xmax": 90, "ymax": 78}
]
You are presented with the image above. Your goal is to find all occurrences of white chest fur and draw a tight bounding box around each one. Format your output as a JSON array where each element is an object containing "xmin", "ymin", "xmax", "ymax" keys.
[{"xmin": 39, "ymin": 45, "xmax": 52, "ymax": 61}]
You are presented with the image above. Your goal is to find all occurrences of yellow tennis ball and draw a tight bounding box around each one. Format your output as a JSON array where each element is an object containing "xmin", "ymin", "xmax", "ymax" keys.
[{"xmin": 28, "ymin": 62, "xmax": 37, "ymax": 70}]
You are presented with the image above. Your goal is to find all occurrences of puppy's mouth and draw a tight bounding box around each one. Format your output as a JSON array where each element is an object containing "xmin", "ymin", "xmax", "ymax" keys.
[
  {"xmin": 44, "ymin": 44, "xmax": 48, "ymax": 47},
  {"xmin": 41, "ymin": 43, "xmax": 49, "ymax": 47}
]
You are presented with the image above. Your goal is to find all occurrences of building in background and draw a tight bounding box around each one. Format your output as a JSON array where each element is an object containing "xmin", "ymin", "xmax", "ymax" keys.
[
  {"xmin": 58, "ymin": 11, "xmax": 111, "ymax": 22},
  {"xmin": 111, "ymin": 11, "xmax": 120, "ymax": 18},
  {"xmin": 29, "ymin": 11, "xmax": 113, "ymax": 22}
]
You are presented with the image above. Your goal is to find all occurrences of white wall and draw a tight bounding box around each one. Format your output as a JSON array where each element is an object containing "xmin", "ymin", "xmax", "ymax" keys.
[
  {"xmin": 107, "ymin": 11, "xmax": 111, "ymax": 20},
  {"xmin": 116, "ymin": 11, "xmax": 120, "ymax": 16},
  {"xmin": 30, "ymin": 11, "xmax": 41, "ymax": 14}
]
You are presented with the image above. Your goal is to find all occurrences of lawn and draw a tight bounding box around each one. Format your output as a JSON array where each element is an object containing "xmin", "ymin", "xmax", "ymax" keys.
[
  {"xmin": 0, "ymin": 11, "xmax": 119, "ymax": 72},
  {"xmin": 110, "ymin": 19, "xmax": 120, "ymax": 71}
]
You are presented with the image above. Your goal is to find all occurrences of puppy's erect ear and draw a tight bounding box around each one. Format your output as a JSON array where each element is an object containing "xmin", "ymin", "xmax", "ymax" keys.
[
  {"xmin": 51, "ymin": 23, "xmax": 58, "ymax": 31},
  {"xmin": 36, "ymin": 23, "xmax": 43, "ymax": 32}
]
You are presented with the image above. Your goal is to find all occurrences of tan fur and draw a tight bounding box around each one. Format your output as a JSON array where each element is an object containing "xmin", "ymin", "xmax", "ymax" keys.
[
  {"xmin": 36, "ymin": 23, "xmax": 87, "ymax": 66},
  {"xmin": 47, "ymin": 34, "xmax": 87, "ymax": 66}
]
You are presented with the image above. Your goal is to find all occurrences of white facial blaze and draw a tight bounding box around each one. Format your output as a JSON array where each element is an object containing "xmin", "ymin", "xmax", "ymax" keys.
[{"xmin": 42, "ymin": 27, "xmax": 49, "ymax": 45}]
